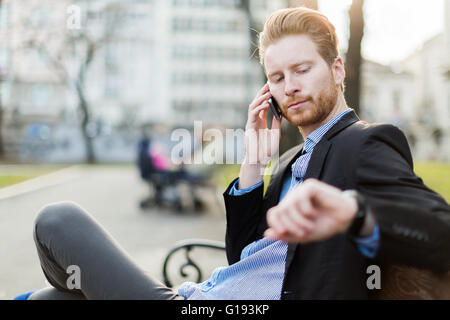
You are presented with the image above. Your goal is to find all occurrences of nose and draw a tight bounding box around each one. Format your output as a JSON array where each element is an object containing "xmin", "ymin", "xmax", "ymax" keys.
[{"xmin": 284, "ymin": 74, "xmax": 301, "ymax": 97}]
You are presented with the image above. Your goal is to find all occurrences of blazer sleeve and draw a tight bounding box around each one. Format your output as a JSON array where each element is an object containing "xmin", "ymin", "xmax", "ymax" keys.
[
  {"xmin": 223, "ymin": 178, "xmax": 265, "ymax": 265},
  {"xmin": 354, "ymin": 124, "xmax": 450, "ymax": 272}
]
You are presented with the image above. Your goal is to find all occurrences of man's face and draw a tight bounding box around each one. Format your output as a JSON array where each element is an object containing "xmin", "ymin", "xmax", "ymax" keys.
[{"xmin": 265, "ymin": 34, "xmax": 342, "ymax": 127}]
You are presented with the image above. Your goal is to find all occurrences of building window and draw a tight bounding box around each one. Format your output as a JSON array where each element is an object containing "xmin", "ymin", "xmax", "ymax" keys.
[
  {"xmin": 171, "ymin": 45, "xmax": 246, "ymax": 60},
  {"xmin": 171, "ymin": 71, "xmax": 246, "ymax": 86},
  {"xmin": 172, "ymin": 17, "xmax": 243, "ymax": 33},
  {"xmin": 172, "ymin": 0, "xmax": 240, "ymax": 8}
]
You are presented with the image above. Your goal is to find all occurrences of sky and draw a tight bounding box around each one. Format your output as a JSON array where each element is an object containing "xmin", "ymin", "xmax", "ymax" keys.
[{"xmin": 318, "ymin": 0, "xmax": 445, "ymax": 65}]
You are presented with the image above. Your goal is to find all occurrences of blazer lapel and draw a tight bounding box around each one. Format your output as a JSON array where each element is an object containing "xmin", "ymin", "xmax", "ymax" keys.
[{"xmin": 264, "ymin": 144, "xmax": 304, "ymax": 203}]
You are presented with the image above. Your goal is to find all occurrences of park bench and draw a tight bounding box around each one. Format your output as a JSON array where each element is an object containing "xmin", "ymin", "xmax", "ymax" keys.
[{"xmin": 162, "ymin": 239, "xmax": 450, "ymax": 299}]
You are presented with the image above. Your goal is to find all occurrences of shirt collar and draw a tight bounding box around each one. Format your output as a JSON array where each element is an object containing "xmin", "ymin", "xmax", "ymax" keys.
[{"xmin": 303, "ymin": 108, "xmax": 353, "ymax": 153}]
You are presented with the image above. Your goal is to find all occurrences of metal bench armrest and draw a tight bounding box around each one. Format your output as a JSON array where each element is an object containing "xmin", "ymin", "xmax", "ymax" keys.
[{"xmin": 162, "ymin": 239, "xmax": 226, "ymax": 287}]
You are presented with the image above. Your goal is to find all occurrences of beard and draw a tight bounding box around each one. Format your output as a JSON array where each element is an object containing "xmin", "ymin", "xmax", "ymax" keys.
[{"xmin": 281, "ymin": 76, "xmax": 339, "ymax": 127}]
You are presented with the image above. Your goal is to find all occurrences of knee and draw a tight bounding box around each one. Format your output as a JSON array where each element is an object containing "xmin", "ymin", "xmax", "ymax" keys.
[{"xmin": 34, "ymin": 201, "xmax": 85, "ymax": 236}]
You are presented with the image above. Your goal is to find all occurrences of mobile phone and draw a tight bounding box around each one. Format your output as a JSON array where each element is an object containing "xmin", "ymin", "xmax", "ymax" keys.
[{"xmin": 268, "ymin": 95, "xmax": 282, "ymax": 120}]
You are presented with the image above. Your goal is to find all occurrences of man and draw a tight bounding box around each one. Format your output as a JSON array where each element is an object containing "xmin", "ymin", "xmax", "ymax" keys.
[
  {"xmin": 219, "ymin": 7, "xmax": 450, "ymax": 299},
  {"xmin": 25, "ymin": 7, "xmax": 449, "ymax": 300}
]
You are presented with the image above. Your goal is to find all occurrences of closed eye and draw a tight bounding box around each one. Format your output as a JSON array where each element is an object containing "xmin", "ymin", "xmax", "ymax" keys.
[
  {"xmin": 296, "ymin": 67, "xmax": 311, "ymax": 74},
  {"xmin": 274, "ymin": 76, "xmax": 284, "ymax": 83},
  {"xmin": 270, "ymin": 66, "xmax": 309, "ymax": 83}
]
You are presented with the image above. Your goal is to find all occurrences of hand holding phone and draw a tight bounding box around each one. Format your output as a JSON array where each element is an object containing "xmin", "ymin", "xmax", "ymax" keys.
[{"xmin": 240, "ymin": 83, "xmax": 282, "ymax": 188}]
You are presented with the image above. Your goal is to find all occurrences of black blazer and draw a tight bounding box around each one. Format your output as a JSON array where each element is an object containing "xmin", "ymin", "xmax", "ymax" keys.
[{"xmin": 223, "ymin": 110, "xmax": 450, "ymax": 299}]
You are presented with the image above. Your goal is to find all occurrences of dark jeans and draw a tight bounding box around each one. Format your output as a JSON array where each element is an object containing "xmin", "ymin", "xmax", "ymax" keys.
[{"xmin": 30, "ymin": 201, "xmax": 183, "ymax": 300}]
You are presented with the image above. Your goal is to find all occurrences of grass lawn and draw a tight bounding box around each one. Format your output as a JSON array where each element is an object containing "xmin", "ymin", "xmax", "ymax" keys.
[
  {"xmin": 0, "ymin": 176, "xmax": 34, "ymax": 189},
  {"xmin": 414, "ymin": 162, "xmax": 450, "ymax": 202},
  {"xmin": 213, "ymin": 161, "xmax": 450, "ymax": 202},
  {"xmin": 0, "ymin": 165, "xmax": 68, "ymax": 189},
  {"xmin": 212, "ymin": 162, "xmax": 278, "ymax": 195}
]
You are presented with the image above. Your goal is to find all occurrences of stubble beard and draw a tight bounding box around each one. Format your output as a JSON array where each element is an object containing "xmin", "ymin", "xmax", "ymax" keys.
[{"xmin": 283, "ymin": 78, "xmax": 339, "ymax": 128}]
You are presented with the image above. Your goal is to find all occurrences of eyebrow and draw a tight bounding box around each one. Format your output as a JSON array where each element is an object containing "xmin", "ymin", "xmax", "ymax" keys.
[{"xmin": 267, "ymin": 60, "xmax": 314, "ymax": 78}]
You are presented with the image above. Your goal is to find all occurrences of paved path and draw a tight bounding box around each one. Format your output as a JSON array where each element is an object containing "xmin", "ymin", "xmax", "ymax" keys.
[{"xmin": 0, "ymin": 165, "xmax": 228, "ymax": 299}]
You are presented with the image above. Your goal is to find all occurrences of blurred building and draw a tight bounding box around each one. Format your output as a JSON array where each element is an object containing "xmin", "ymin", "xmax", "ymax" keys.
[
  {"xmin": 401, "ymin": 0, "xmax": 450, "ymax": 162},
  {"xmin": 0, "ymin": 0, "xmax": 75, "ymax": 161},
  {"xmin": 78, "ymin": 0, "xmax": 286, "ymax": 129},
  {"xmin": 361, "ymin": 60, "xmax": 414, "ymax": 126},
  {"xmin": 402, "ymin": 33, "xmax": 450, "ymax": 161},
  {"xmin": 360, "ymin": 59, "xmax": 417, "ymax": 148},
  {"xmin": 158, "ymin": 0, "xmax": 286, "ymax": 128},
  {"xmin": 2, "ymin": 0, "xmax": 447, "ymax": 163},
  {"xmin": 0, "ymin": 0, "xmax": 287, "ymax": 163},
  {"xmin": 361, "ymin": 1, "xmax": 450, "ymax": 162}
]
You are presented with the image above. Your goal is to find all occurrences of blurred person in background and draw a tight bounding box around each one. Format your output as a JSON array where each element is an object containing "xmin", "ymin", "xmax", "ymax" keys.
[{"xmin": 137, "ymin": 125, "xmax": 206, "ymax": 211}]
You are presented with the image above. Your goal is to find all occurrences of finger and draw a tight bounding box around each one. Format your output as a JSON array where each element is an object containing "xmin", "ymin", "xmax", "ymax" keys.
[
  {"xmin": 279, "ymin": 208, "xmax": 307, "ymax": 239},
  {"xmin": 254, "ymin": 83, "xmax": 270, "ymax": 99},
  {"xmin": 267, "ymin": 209, "xmax": 288, "ymax": 236},
  {"xmin": 302, "ymin": 179, "xmax": 342, "ymax": 212},
  {"xmin": 259, "ymin": 107, "xmax": 268, "ymax": 121},
  {"xmin": 250, "ymin": 92, "xmax": 271, "ymax": 111},
  {"xmin": 250, "ymin": 92, "xmax": 272, "ymax": 111},
  {"xmin": 264, "ymin": 228, "xmax": 281, "ymax": 240},
  {"xmin": 265, "ymin": 228, "xmax": 302, "ymax": 244},
  {"xmin": 251, "ymin": 102, "xmax": 270, "ymax": 117},
  {"xmin": 278, "ymin": 233, "xmax": 302, "ymax": 243},
  {"xmin": 290, "ymin": 181, "xmax": 321, "ymax": 218},
  {"xmin": 296, "ymin": 196, "xmax": 318, "ymax": 220},
  {"xmin": 287, "ymin": 205, "xmax": 315, "ymax": 232}
]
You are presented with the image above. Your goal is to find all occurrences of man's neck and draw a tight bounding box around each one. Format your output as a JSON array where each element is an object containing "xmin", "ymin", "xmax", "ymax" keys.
[{"xmin": 298, "ymin": 93, "xmax": 349, "ymax": 141}]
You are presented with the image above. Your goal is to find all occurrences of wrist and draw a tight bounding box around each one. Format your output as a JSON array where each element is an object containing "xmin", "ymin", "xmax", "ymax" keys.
[
  {"xmin": 238, "ymin": 158, "xmax": 266, "ymax": 189},
  {"xmin": 358, "ymin": 210, "xmax": 376, "ymax": 237},
  {"xmin": 342, "ymin": 190, "xmax": 369, "ymax": 237}
]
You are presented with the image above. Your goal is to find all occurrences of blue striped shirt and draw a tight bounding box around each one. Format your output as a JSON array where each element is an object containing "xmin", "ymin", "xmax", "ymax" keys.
[{"xmin": 177, "ymin": 108, "xmax": 379, "ymax": 300}]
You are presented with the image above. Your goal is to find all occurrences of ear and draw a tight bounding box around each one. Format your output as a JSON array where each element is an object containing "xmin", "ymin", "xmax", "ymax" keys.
[{"xmin": 332, "ymin": 57, "xmax": 345, "ymax": 87}]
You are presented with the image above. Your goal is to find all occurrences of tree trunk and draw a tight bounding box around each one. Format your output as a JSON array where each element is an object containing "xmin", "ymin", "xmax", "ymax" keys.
[
  {"xmin": 345, "ymin": 0, "xmax": 364, "ymax": 114},
  {"xmin": 76, "ymin": 43, "xmax": 96, "ymax": 163},
  {"xmin": 76, "ymin": 82, "xmax": 95, "ymax": 164}
]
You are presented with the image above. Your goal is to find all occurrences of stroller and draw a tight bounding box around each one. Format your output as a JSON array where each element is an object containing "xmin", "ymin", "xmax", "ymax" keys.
[{"xmin": 137, "ymin": 137, "xmax": 207, "ymax": 212}]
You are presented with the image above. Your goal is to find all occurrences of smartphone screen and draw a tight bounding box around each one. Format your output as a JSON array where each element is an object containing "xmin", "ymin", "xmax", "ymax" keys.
[{"xmin": 269, "ymin": 96, "xmax": 282, "ymax": 120}]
